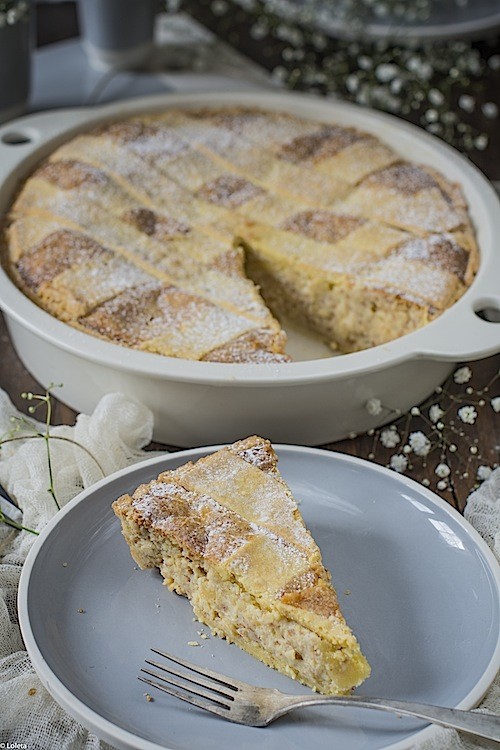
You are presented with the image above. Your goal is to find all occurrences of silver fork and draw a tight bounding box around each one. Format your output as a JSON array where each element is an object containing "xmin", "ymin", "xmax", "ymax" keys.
[{"xmin": 138, "ymin": 649, "xmax": 500, "ymax": 741}]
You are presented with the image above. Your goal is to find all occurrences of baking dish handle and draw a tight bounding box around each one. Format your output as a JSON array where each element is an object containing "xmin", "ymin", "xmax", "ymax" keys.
[
  {"xmin": 0, "ymin": 109, "xmax": 91, "ymax": 171},
  {"xmin": 412, "ymin": 291, "xmax": 500, "ymax": 362}
]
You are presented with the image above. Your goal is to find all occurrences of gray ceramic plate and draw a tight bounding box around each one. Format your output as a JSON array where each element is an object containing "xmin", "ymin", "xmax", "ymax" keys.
[
  {"xmin": 262, "ymin": 0, "xmax": 500, "ymax": 40},
  {"xmin": 18, "ymin": 447, "xmax": 500, "ymax": 750}
]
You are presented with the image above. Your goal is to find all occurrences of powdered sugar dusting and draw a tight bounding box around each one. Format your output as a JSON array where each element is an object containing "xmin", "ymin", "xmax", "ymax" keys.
[
  {"xmin": 9, "ymin": 105, "xmax": 477, "ymax": 359},
  {"xmin": 363, "ymin": 255, "xmax": 460, "ymax": 307},
  {"xmin": 393, "ymin": 233, "xmax": 469, "ymax": 280},
  {"xmin": 127, "ymin": 438, "xmax": 317, "ymax": 596}
]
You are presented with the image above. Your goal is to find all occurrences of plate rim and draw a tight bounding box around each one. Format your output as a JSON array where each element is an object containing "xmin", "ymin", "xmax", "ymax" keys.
[
  {"xmin": 18, "ymin": 445, "xmax": 500, "ymax": 750},
  {"xmin": 260, "ymin": 0, "xmax": 500, "ymax": 41}
]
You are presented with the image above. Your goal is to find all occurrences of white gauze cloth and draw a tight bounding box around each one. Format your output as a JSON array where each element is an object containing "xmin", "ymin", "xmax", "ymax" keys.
[
  {"xmin": 0, "ymin": 389, "xmax": 161, "ymax": 749},
  {"xmin": 0, "ymin": 389, "xmax": 498, "ymax": 749}
]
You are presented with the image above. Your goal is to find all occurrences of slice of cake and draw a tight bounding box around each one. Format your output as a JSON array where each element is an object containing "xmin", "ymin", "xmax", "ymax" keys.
[{"xmin": 112, "ymin": 436, "xmax": 370, "ymax": 695}]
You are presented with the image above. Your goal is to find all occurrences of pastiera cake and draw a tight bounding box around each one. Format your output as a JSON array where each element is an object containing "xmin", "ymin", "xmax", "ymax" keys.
[
  {"xmin": 5, "ymin": 106, "xmax": 478, "ymax": 361},
  {"xmin": 112, "ymin": 436, "xmax": 371, "ymax": 695}
]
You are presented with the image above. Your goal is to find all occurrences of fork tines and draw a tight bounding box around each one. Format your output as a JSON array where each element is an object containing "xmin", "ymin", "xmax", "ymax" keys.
[{"xmin": 138, "ymin": 648, "xmax": 239, "ymax": 718}]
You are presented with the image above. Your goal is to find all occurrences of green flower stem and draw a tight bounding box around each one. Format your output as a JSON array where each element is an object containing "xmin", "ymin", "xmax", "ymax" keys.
[
  {"xmin": 0, "ymin": 509, "xmax": 39, "ymax": 536},
  {"xmin": 43, "ymin": 391, "xmax": 59, "ymax": 510},
  {"xmin": 0, "ymin": 386, "xmax": 105, "ymax": 536}
]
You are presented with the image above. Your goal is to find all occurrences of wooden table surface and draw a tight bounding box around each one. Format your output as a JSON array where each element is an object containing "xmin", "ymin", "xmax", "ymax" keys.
[{"xmin": 0, "ymin": 2, "xmax": 499, "ymax": 514}]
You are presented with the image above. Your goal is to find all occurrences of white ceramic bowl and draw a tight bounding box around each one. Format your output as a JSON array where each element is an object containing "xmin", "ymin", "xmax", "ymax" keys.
[{"xmin": 1, "ymin": 91, "xmax": 499, "ymax": 446}]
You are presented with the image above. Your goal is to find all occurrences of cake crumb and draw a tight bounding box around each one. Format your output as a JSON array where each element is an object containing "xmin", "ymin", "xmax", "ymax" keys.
[
  {"xmin": 144, "ymin": 692, "xmax": 154, "ymax": 702},
  {"xmin": 187, "ymin": 640, "xmax": 200, "ymax": 647},
  {"xmin": 28, "ymin": 687, "xmax": 37, "ymax": 696},
  {"xmin": 344, "ymin": 589, "xmax": 351, "ymax": 596},
  {"xmin": 77, "ymin": 608, "xmax": 85, "ymax": 613},
  {"xmin": 62, "ymin": 562, "xmax": 68, "ymax": 567}
]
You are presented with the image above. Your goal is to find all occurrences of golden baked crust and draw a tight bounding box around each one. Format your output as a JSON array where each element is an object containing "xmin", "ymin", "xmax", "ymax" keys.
[
  {"xmin": 4, "ymin": 106, "xmax": 478, "ymax": 359},
  {"xmin": 112, "ymin": 435, "xmax": 371, "ymax": 695}
]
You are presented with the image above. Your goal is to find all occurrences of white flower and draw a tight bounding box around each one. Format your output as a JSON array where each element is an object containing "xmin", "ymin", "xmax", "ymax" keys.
[
  {"xmin": 429, "ymin": 404, "xmax": 444, "ymax": 423},
  {"xmin": 390, "ymin": 454, "xmax": 408, "ymax": 473},
  {"xmin": 458, "ymin": 405, "xmax": 477, "ymax": 424},
  {"xmin": 454, "ymin": 366, "xmax": 472, "ymax": 384},
  {"xmin": 365, "ymin": 398, "xmax": 383, "ymax": 416},
  {"xmin": 375, "ymin": 63, "xmax": 399, "ymax": 82},
  {"xmin": 435, "ymin": 463, "xmax": 451, "ymax": 478},
  {"xmin": 477, "ymin": 465, "xmax": 493, "ymax": 481},
  {"xmin": 408, "ymin": 431, "xmax": 431, "ymax": 456},
  {"xmin": 380, "ymin": 426, "xmax": 400, "ymax": 448},
  {"xmin": 491, "ymin": 396, "xmax": 500, "ymax": 413}
]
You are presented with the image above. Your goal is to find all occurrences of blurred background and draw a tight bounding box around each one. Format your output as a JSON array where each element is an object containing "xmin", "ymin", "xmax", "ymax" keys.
[
  {"xmin": 9, "ymin": 0, "xmax": 498, "ymax": 185},
  {"xmin": 1, "ymin": 0, "xmax": 499, "ymax": 507}
]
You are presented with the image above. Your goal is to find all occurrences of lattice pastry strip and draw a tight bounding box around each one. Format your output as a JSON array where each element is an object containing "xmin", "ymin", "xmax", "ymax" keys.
[
  {"xmin": 239, "ymin": 214, "xmax": 408, "ymax": 273},
  {"xmin": 265, "ymin": 120, "xmax": 397, "ymax": 186},
  {"xmin": 10, "ymin": 215, "xmax": 287, "ymax": 361},
  {"xmin": 12, "ymin": 228, "xmax": 155, "ymax": 321},
  {"xmin": 78, "ymin": 282, "xmax": 279, "ymax": 360},
  {"xmin": 11, "ymin": 178, "xmax": 223, "ymax": 273},
  {"xmin": 178, "ymin": 108, "xmax": 399, "ymax": 186},
  {"xmin": 99, "ymin": 112, "xmax": 348, "ymax": 208},
  {"xmin": 9, "ymin": 212, "xmax": 279, "ymax": 330},
  {"xmin": 49, "ymin": 135, "xmax": 232, "ymax": 237},
  {"xmin": 341, "ymin": 163, "xmax": 470, "ymax": 234},
  {"xmin": 12, "ymin": 168, "xmax": 243, "ymax": 282},
  {"xmin": 240, "ymin": 219, "xmax": 474, "ymax": 351},
  {"xmin": 151, "ymin": 112, "xmax": 351, "ymax": 207}
]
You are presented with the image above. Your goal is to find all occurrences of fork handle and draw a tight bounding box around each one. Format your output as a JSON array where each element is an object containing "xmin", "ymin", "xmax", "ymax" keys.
[{"xmin": 275, "ymin": 695, "xmax": 500, "ymax": 742}]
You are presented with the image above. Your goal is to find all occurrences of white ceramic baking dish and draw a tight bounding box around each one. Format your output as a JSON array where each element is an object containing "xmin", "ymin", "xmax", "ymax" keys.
[{"xmin": 0, "ymin": 91, "xmax": 499, "ymax": 446}]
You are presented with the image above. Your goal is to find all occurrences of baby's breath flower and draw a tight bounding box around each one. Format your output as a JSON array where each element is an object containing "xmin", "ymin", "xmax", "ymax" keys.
[
  {"xmin": 390, "ymin": 454, "xmax": 408, "ymax": 473},
  {"xmin": 436, "ymin": 479, "xmax": 448, "ymax": 491},
  {"xmin": 380, "ymin": 426, "xmax": 400, "ymax": 448},
  {"xmin": 477, "ymin": 465, "xmax": 493, "ymax": 481},
  {"xmin": 429, "ymin": 404, "xmax": 444, "ymax": 423},
  {"xmin": 482, "ymin": 102, "xmax": 499, "ymax": 119},
  {"xmin": 408, "ymin": 431, "xmax": 431, "ymax": 456},
  {"xmin": 491, "ymin": 396, "xmax": 500, "ymax": 413},
  {"xmin": 458, "ymin": 405, "xmax": 477, "ymax": 424},
  {"xmin": 453, "ymin": 366, "xmax": 472, "ymax": 384},
  {"xmin": 435, "ymin": 463, "xmax": 450, "ymax": 478},
  {"xmin": 365, "ymin": 397, "xmax": 383, "ymax": 416},
  {"xmin": 458, "ymin": 94, "xmax": 475, "ymax": 113}
]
